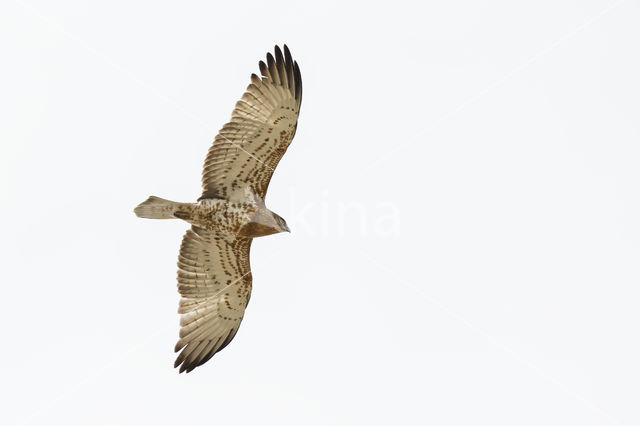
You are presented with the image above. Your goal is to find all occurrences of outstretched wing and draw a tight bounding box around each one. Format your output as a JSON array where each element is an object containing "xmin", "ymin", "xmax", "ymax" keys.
[
  {"xmin": 174, "ymin": 226, "xmax": 252, "ymax": 373},
  {"xmin": 201, "ymin": 45, "xmax": 302, "ymax": 202}
]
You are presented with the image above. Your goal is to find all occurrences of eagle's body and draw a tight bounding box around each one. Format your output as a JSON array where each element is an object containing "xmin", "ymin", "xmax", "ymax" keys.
[
  {"xmin": 178, "ymin": 198, "xmax": 256, "ymax": 235},
  {"xmin": 136, "ymin": 195, "xmax": 285, "ymax": 237},
  {"xmin": 134, "ymin": 45, "xmax": 302, "ymax": 373}
]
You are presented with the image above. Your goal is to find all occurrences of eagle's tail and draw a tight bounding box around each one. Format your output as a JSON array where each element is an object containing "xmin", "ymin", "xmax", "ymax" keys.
[{"xmin": 134, "ymin": 196, "xmax": 187, "ymax": 219}]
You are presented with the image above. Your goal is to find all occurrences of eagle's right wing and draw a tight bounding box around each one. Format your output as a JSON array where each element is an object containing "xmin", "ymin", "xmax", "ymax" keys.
[{"xmin": 174, "ymin": 226, "xmax": 252, "ymax": 373}]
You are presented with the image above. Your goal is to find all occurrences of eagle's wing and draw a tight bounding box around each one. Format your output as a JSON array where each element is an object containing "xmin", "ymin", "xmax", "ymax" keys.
[
  {"xmin": 201, "ymin": 45, "xmax": 302, "ymax": 202},
  {"xmin": 174, "ymin": 226, "xmax": 252, "ymax": 373}
]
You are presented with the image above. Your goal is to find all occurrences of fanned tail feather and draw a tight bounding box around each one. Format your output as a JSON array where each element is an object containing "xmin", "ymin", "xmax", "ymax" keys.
[{"xmin": 134, "ymin": 196, "xmax": 184, "ymax": 219}]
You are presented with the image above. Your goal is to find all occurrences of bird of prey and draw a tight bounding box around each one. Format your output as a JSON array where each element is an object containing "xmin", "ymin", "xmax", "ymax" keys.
[{"xmin": 134, "ymin": 45, "xmax": 302, "ymax": 373}]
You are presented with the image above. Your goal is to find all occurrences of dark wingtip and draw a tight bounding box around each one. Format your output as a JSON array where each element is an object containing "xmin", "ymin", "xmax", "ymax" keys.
[
  {"xmin": 274, "ymin": 46, "xmax": 284, "ymax": 68},
  {"xmin": 283, "ymin": 44, "xmax": 293, "ymax": 65},
  {"xmin": 258, "ymin": 60, "xmax": 268, "ymax": 77},
  {"xmin": 256, "ymin": 45, "xmax": 301, "ymax": 103},
  {"xmin": 294, "ymin": 61, "xmax": 302, "ymax": 100},
  {"xmin": 266, "ymin": 52, "xmax": 275, "ymax": 65}
]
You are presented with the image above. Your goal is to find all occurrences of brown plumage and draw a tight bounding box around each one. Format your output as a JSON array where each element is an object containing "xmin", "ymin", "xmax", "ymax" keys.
[{"xmin": 134, "ymin": 45, "xmax": 302, "ymax": 373}]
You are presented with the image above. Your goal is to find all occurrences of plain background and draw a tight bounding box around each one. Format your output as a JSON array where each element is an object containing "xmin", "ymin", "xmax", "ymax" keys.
[{"xmin": 1, "ymin": 1, "xmax": 639, "ymax": 425}]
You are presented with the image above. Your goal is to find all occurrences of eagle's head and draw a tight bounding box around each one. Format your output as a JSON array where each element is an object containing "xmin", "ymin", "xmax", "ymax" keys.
[
  {"xmin": 272, "ymin": 212, "xmax": 290, "ymax": 233},
  {"xmin": 238, "ymin": 209, "xmax": 290, "ymax": 237}
]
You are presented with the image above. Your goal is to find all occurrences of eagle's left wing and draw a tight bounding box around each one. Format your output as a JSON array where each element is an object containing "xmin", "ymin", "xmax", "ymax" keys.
[
  {"xmin": 200, "ymin": 45, "xmax": 302, "ymax": 202},
  {"xmin": 174, "ymin": 226, "xmax": 252, "ymax": 373}
]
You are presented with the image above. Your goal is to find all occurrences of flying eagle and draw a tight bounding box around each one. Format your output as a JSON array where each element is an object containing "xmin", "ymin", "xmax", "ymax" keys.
[{"xmin": 134, "ymin": 45, "xmax": 302, "ymax": 373}]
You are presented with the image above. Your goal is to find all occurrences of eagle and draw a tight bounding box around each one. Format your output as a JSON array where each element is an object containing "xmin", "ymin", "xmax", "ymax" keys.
[{"xmin": 134, "ymin": 45, "xmax": 302, "ymax": 373}]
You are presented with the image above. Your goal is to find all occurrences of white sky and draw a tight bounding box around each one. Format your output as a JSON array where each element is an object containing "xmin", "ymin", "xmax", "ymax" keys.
[{"xmin": 1, "ymin": 1, "xmax": 639, "ymax": 425}]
